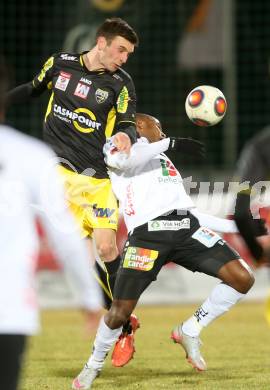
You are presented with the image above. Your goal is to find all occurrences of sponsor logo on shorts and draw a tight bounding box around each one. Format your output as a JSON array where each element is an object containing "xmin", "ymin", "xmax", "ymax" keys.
[
  {"xmin": 192, "ymin": 227, "xmax": 222, "ymax": 248},
  {"xmin": 148, "ymin": 218, "xmax": 190, "ymax": 231},
  {"xmin": 123, "ymin": 247, "xmax": 158, "ymax": 271},
  {"xmin": 92, "ymin": 204, "xmax": 115, "ymax": 218},
  {"xmin": 95, "ymin": 88, "xmax": 109, "ymax": 104}
]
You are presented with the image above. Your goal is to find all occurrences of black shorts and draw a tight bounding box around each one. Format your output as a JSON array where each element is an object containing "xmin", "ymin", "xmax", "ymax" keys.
[{"xmin": 113, "ymin": 212, "xmax": 240, "ymax": 300}]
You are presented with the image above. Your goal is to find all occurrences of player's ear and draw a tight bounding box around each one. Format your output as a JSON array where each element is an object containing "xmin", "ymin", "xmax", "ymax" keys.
[
  {"xmin": 97, "ymin": 36, "xmax": 107, "ymax": 50},
  {"xmin": 136, "ymin": 119, "xmax": 143, "ymax": 129},
  {"xmin": 136, "ymin": 119, "xmax": 144, "ymax": 135}
]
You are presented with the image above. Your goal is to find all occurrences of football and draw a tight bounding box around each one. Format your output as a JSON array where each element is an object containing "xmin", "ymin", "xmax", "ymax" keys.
[{"xmin": 185, "ymin": 85, "xmax": 227, "ymax": 126}]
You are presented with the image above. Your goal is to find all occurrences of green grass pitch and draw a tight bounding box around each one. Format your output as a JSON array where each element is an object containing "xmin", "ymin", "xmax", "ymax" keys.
[{"xmin": 21, "ymin": 302, "xmax": 270, "ymax": 390}]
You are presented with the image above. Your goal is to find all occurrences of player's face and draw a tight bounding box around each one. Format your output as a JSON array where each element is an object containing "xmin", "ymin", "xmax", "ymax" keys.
[
  {"xmin": 139, "ymin": 117, "xmax": 166, "ymax": 143},
  {"xmin": 99, "ymin": 36, "xmax": 134, "ymax": 72}
]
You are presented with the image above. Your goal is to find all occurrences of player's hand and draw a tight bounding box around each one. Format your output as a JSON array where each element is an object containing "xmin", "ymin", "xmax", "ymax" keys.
[
  {"xmin": 168, "ymin": 137, "xmax": 205, "ymax": 158},
  {"xmin": 114, "ymin": 132, "xmax": 132, "ymax": 153},
  {"xmin": 83, "ymin": 309, "xmax": 103, "ymax": 335},
  {"xmin": 253, "ymin": 218, "xmax": 268, "ymax": 236}
]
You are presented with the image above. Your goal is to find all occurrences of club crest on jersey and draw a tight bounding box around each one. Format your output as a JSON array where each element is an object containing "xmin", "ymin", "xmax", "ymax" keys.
[
  {"xmin": 95, "ymin": 88, "xmax": 109, "ymax": 104},
  {"xmin": 55, "ymin": 71, "xmax": 71, "ymax": 91},
  {"xmin": 74, "ymin": 82, "xmax": 90, "ymax": 99},
  {"xmin": 160, "ymin": 159, "xmax": 177, "ymax": 177}
]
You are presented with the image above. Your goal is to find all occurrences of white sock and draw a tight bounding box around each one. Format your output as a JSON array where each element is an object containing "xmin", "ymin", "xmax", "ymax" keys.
[
  {"xmin": 182, "ymin": 283, "xmax": 245, "ymax": 337},
  {"xmin": 87, "ymin": 316, "xmax": 122, "ymax": 370}
]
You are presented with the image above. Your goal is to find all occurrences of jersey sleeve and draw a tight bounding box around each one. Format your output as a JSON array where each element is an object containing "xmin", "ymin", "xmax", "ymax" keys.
[
  {"xmin": 114, "ymin": 76, "xmax": 136, "ymax": 130},
  {"xmin": 6, "ymin": 54, "xmax": 57, "ymax": 105},
  {"xmin": 32, "ymin": 54, "xmax": 56, "ymax": 93},
  {"xmin": 104, "ymin": 137, "xmax": 170, "ymax": 171},
  {"xmin": 191, "ymin": 209, "xmax": 238, "ymax": 233}
]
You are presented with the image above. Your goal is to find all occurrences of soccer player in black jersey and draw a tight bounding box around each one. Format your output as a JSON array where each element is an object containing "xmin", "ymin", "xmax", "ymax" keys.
[
  {"xmin": 233, "ymin": 128, "xmax": 270, "ymax": 322},
  {"xmin": 234, "ymin": 128, "xmax": 270, "ymax": 262},
  {"xmin": 7, "ymin": 17, "xmax": 139, "ymax": 367}
]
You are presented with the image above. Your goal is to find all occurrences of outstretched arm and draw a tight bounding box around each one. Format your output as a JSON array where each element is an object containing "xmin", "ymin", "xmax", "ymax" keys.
[
  {"xmin": 104, "ymin": 137, "xmax": 170, "ymax": 170},
  {"xmin": 6, "ymin": 81, "xmax": 43, "ymax": 105},
  {"xmin": 104, "ymin": 135, "xmax": 205, "ymax": 171},
  {"xmin": 191, "ymin": 208, "xmax": 238, "ymax": 233},
  {"xmin": 6, "ymin": 54, "xmax": 56, "ymax": 106}
]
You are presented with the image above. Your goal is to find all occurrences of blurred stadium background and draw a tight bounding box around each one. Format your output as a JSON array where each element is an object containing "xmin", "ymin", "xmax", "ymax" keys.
[
  {"xmin": 2, "ymin": 0, "xmax": 270, "ymax": 177},
  {"xmin": 1, "ymin": 0, "xmax": 270, "ymax": 302}
]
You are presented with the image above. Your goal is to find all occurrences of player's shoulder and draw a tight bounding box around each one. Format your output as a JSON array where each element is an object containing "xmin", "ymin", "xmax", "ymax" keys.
[
  {"xmin": 112, "ymin": 67, "xmax": 134, "ymax": 85},
  {"xmin": 0, "ymin": 124, "xmax": 56, "ymax": 162}
]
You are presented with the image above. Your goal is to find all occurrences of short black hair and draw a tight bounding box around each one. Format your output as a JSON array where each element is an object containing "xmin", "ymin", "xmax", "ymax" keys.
[
  {"xmin": 0, "ymin": 56, "xmax": 9, "ymax": 110},
  {"xmin": 96, "ymin": 17, "xmax": 139, "ymax": 46}
]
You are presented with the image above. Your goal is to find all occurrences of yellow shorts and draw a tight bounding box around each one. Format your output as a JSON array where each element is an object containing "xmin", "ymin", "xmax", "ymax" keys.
[{"xmin": 58, "ymin": 166, "xmax": 118, "ymax": 238}]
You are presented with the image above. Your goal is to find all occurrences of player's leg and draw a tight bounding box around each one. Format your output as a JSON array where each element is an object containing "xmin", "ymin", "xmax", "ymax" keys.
[
  {"xmin": 72, "ymin": 299, "xmax": 137, "ymax": 390},
  {"xmin": 87, "ymin": 177, "xmax": 120, "ymax": 300},
  {"xmin": 72, "ymin": 226, "xmax": 168, "ymax": 389},
  {"xmin": 92, "ymin": 227, "xmax": 140, "ymax": 366},
  {"xmin": 93, "ymin": 228, "xmax": 120, "ymax": 296},
  {"xmin": 72, "ymin": 272, "xmax": 154, "ymax": 389},
  {"xmin": 59, "ymin": 166, "xmax": 137, "ymax": 348},
  {"xmin": 61, "ymin": 170, "xmax": 139, "ymax": 367},
  {"xmin": 171, "ymin": 221, "xmax": 254, "ymax": 371},
  {"xmin": 180, "ymin": 257, "xmax": 254, "ymax": 334},
  {"xmin": 85, "ymin": 238, "xmax": 113, "ymax": 309},
  {"xmin": 173, "ymin": 258, "xmax": 254, "ymax": 371},
  {"xmin": 87, "ymin": 299, "xmax": 139, "ymax": 370},
  {"xmin": 72, "ymin": 289, "xmax": 145, "ymax": 389}
]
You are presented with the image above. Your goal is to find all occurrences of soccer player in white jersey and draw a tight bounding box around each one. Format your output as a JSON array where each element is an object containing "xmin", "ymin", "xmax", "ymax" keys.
[
  {"xmin": 0, "ymin": 58, "xmax": 103, "ymax": 390},
  {"xmin": 72, "ymin": 113, "xmax": 255, "ymax": 389}
]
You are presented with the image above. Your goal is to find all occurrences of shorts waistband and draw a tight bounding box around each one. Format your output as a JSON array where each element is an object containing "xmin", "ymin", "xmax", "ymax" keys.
[{"xmin": 160, "ymin": 209, "xmax": 191, "ymax": 217}]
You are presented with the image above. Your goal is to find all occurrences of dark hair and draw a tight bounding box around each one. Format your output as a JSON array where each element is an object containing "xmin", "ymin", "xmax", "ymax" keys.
[
  {"xmin": 96, "ymin": 17, "xmax": 139, "ymax": 46},
  {"xmin": 0, "ymin": 56, "xmax": 9, "ymax": 110}
]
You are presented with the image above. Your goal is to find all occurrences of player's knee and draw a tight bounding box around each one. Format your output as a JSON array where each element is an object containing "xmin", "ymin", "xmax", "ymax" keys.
[
  {"xmin": 232, "ymin": 268, "xmax": 255, "ymax": 294},
  {"xmin": 105, "ymin": 306, "xmax": 130, "ymax": 329},
  {"xmin": 96, "ymin": 241, "xmax": 118, "ymax": 261}
]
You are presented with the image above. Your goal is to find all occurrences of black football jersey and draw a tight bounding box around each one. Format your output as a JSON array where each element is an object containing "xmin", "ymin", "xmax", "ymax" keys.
[
  {"xmin": 32, "ymin": 52, "xmax": 136, "ymax": 178},
  {"xmin": 235, "ymin": 125, "xmax": 270, "ymax": 185}
]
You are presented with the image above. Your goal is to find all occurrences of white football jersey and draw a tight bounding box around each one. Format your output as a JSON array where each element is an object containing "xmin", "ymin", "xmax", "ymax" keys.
[
  {"xmin": 0, "ymin": 125, "xmax": 102, "ymax": 335},
  {"xmin": 104, "ymin": 137, "xmax": 195, "ymax": 232},
  {"xmin": 104, "ymin": 137, "xmax": 238, "ymax": 234}
]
